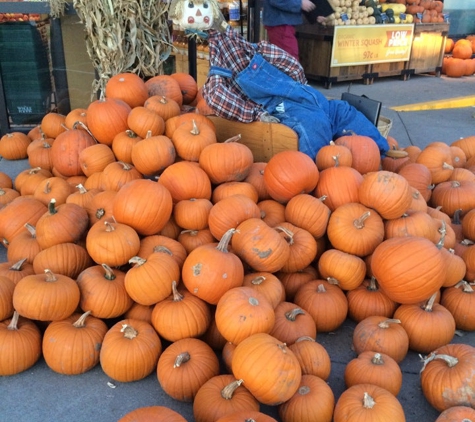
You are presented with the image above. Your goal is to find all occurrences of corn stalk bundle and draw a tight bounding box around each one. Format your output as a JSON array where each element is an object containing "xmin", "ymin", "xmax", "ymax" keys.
[{"xmin": 72, "ymin": 0, "xmax": 172, "ymax": 96}]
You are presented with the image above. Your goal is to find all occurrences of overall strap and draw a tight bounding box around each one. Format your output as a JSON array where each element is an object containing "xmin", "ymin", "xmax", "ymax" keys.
[{"xmin": 208, "ymin": 66, "xmax": 233, "ymax": 78}]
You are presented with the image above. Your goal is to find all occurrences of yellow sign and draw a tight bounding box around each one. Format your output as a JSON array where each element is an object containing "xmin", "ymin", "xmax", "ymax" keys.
[{"xmin": 331, "ymin": 24, "xmax": 414, "ymax": 67}]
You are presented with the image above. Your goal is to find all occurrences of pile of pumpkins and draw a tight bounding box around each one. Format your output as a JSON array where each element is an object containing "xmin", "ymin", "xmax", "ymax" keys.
[
  {"xmin": 1, "ymin": 71, "xmax": 475, "ymax": 422},
  {"xmin": 442, "ymin": 36, "xmax": 475, "ymax": 78}
]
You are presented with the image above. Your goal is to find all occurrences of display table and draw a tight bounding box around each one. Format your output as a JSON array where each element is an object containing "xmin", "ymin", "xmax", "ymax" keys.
[{"xmin": 297, "ymin": 23, "xmax": 449, "ymax": 88}]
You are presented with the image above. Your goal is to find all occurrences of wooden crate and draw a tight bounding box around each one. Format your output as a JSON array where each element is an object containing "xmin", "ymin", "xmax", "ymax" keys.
[
  {"xmin": 407, "ymin": 23, "xmax": 449, "ymax": 76},
  {"xmin": 208, "ymin": 116, "xmax": 299, "ymax": 163},
  {"xmin": 297, "ymin": 25, "xmax": 370, "ymax": 88}
]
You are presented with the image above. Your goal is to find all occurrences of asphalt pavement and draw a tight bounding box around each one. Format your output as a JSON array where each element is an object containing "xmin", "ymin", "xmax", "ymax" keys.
[{"xmin": 1, "ymin": 72, "xmax": 475, "ymax": 422}]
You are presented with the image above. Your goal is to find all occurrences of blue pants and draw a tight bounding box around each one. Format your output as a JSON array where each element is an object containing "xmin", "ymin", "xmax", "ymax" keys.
[{"xmin": 235, "ymin": 54, "xmax": 389, "ymax": 158}]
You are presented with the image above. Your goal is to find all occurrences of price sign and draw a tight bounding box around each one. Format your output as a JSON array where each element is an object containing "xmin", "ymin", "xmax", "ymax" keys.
[{"xmin": 331, "ymin": 24, "xmax": 414, "ymax": 67}]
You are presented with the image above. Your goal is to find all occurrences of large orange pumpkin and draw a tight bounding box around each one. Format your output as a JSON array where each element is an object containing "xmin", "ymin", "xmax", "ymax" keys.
[{"xmin": 371, "ymin": 236, "xmax": 446, "ymax": 304}]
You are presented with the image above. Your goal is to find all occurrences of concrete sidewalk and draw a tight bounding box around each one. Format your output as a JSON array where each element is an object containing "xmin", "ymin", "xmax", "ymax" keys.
[{"xmin": 1, "ymin": 72, "xmax": 474, "ymax": 422}]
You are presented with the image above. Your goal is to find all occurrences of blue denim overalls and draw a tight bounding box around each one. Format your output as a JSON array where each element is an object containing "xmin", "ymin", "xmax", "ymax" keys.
[{"xmin": 209, "ymin": 53, "xmax": 389, "ymax": 158}]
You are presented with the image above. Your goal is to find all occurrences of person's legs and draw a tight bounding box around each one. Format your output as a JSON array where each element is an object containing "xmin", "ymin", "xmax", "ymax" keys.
[{"xmin": 264, "ymin": 25, "xmax": 299, "ymax": 60}]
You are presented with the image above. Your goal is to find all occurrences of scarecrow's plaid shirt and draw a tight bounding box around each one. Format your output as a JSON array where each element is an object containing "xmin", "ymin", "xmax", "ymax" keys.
[{"xmin": 202, "ymin": 25, "xmax": 307, "ymax": 122}]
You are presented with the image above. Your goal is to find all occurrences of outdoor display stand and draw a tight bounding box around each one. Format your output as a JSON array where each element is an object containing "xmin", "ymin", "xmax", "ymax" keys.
[
  {"xmin": 0, "ymin": 1, "xmax": 70, "ymax": 136},
  {"xmin": 296, "ymin": 22, "xmax": 449, "ymax": 88}
]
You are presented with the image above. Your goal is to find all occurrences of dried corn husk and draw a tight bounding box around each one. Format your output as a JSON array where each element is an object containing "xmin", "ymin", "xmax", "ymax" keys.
[{"xmin": 72, "ymin": 0, "xmax": 172, "ymax": 97}]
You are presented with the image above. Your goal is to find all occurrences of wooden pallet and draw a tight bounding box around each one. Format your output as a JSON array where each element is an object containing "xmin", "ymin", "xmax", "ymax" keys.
[{"xmin": 208, "ymin": 116, "xmax": 299, "ymax": 163}]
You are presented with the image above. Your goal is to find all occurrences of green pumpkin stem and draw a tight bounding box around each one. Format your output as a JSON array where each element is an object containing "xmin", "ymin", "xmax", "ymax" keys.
[
  {"xmin": 101, "ymin": 263, "xmax": 116, "ymax": 280},
  {"xmin": 48, "ymin": 198, "xmax": 58, "ymax": 215}
]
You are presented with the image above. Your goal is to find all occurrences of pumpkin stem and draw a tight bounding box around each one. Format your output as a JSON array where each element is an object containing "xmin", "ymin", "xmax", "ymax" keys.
[
  {"xmin": 9, "ymin": 258, "xmax": 28, "ymax": 271},
  {"xmin": 317, "ymin": 284, "xmax": 327, "ymax": 293},
  {"xmin": 326, "ymin": 277, "xmax": 339, "ymax": 286},
  {"xmin": 152, "ymin": 245, "xmax": 173, "ymax": 256},
  {"xmin": 174, "ymin": 351, "xmax": 191, "ymax": 368},
  {"xmin": 23, "ymin": 223, "xmax": 36, "ymax": 238},
  {"xmin": 420, "ymin": 351, "xmax": 459, "ymax": 372},
  {"xmin": 129, "ymin": 256, "xmax": 147, "ymax": 267},
  {"xmin": 442, "ymin": 162, "xmax": 455, "ymax": 171},
  {"xmin": 73, "ymin": 121, "xmax": 97, "ymax": 142},
  {"xmin": 298, "ymin": 385, "xmax": 311, "ymax": 396},
  {"xmin": 455, "ymin": 280, "xmax": 475, "ymax": 293},
  {"xmin": 319, "ymin": 195, "xmax": 328, "ymax": 202},
  {"xmin": 190, "ymin": 119, "xmax": 200, "ymax": 136},
  {"xmin": 28, "ymin": 167, "xmax": 43, "ymax": 175},
  {"xmin": 248, "ymin": 297, "xmax": 259, "ymax": 306},
  {"xmin": 221, "ymin": 379, "xmax": 244, "ymax": 400},
  {"xmin": 277, "ymin": 342, "xmax": 289, "ymax": 354},
  {"xmin": 43, "ymin": 180, "xmax": 52, "ymax": 194},
  {"xmin": 171, "ymin": 280, "xmax": 183, "ymax": 302},
  {"xmin": 118, "ymin": 161, "xmax": 133, "ymax": 171},
  {"xmin": 125, "ymin": 129, "xmax": 138, "ymax": 138},
  {"xmin": 353, "ymin": 211, "xmax": 371, "ymax": 229},
  {"xmin": 371, "ymin": 353, "xmax": 385, "ymax": 365},
  {"xmin": 274, "ymin": 226, "xmax": 294, "ymax": 245},
  {"xmin": 367, "ymin": 276, "xmax": 379, "ymax": 291},
  {"xmin": 180, "ymin": 229, "xmax": 199, "ymax": 236},
  {"xmin": 452, "ymin": 209, "xmax": 463, "ymax": 225},
  {"xmin": 285, "ymin": 308, "xmax": 306, "ymax": 321},
  {"xmin": 75, "ymin": 184, "xmax": 88, "ymax": 194},
  {"xmin": 120, "ymin": 324, "xmax": 138, "ymax": 340},
  {"xmin": 436, "ymin": 220, "xmax": 447, "ymax": 250},
  {"xmin": 422, "ymin": 292, "xmax": 438, "ymax": 312},
  {"xmin": 48, "ymin": 198, "xmax": 58, "ymax": 215},
  {"xmin": 363, "ymin": 392, "xmax": 376, "ymax": 409},
  {"xmin": 104, "ymin": 221, "xmax": 116, "ymax": 232},
  {"xmin": 44, "ymin": 269, "xmax": 58, "ymax": 282},
  {"xmin": 7, "ymin": 310, "xmax": 20, "ymax": 331},
  {"xmin": 377, "ymin": 318, "xmax": 401, "ymax": 329},
  {"xmin": 333, "ymin": 154, "xmax": 340, "ymax": 167},
  {"xmin": 295, "ymin": 336, "xmax": 315, "ymax": 343},
  {"xmin": 73, "ymin": 311, "xmax": 92, "ymax": 328},
  {"xmin": 216, "ymin": 228, "xmax": 237, "ymax": 253},
  {"xmin": 224, "ymin": 134, "xmax": 242, "ymax": 143},
  {"xmin": 250, "ymin": 276, "xmax": 266, "ymax": 285},
  {"xmin": 101, "ymin": 263, "xmax": 116, "ymax": 280}
]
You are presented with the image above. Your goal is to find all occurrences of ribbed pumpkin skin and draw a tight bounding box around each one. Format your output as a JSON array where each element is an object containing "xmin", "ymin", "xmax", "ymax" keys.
[
  {"xmin": 435, "ymin": 405, "xmax": 475, "ymax": 422},
  {"xmin": 231, "ymin": 333, "xmax": 302, "ymax": 406},
  {"xmin": 100, "ymin": 318, "xmax": 162, "ymax": 383},
  {"xmin": 193, "ymin": 374, "xmax": 260, "ymax": 422},
  {"xmin": 278, "ymin": 374, "xmax": 335, "ymax": 422},
  {"xmin": 358, "ymin": 170, "xmax": 412, "ymax": 220},
  {"xmin": 50, "ymin": 129, "xmax": 96, "ymax": 177},
  {"xmin": 420, "ymin": 343, "xmax": 475, "ymax": 412},
  {"xmin": 32, "ymin": 242, "xmax": 93, "ymax": 279},
  {"xmin": 344, "ymin": 351, "xmax": 403, "ymax": 396},
  {"xmin": 86, "ymin": 97, "xmax": 132, "ymax": 146},
  {"xmin": 333, "ymin": 383, "xmax": 406, "ymax": 422},
  {"xmin": 0, "ymin": 312, "xmax": 42, "ymax": 376},
  {"xmin": 231, "ymin": 218, "xmax": 290, "ymax": 273},
  {"xmin": 42, "ymin": 312, "xmax": 108, "ymax": 375},
  {"xmin": 124, "ymin": 253, "xmax": 181, "ymax": 306},
  {"xmin": 112, "ymin": 179, "xmax": 173, "ymax": 236},
  {"xmin": 326, "ymin": 202, "xmax": 384, "ymax": 257},
  {"xmin": 118, "ymin": 406, "xmax": 187, "ymax": 422},
  {"xmin": 13, "ymin": 271, "xmax": 80, "ymax": 322},
  {"xmin": 77, "ymin": 264, "xmax": 133, "ymax": 319},
  {"xmin": 157, "ymin": 337, "xmax": 220, "ymax": 402},
  {"xmin": 199, "ymin": 141, "xmax": 254, "ymax": 184},
  {"xmin": 263, "ymin": 150, "xmax": 319, "ymax": 204},
  {"xmin": 215, "ymin": 286, "xmax": 275, "ymax": 345},
  {"xmin": 371, "ymin": 236, "xmax": 446, "ymax": 305}
]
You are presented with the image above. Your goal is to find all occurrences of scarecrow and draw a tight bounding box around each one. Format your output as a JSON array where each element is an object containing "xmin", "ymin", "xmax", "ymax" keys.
[{"xmin": 169, "ymin": 0, "xmax": 390, "ymax": 159}]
